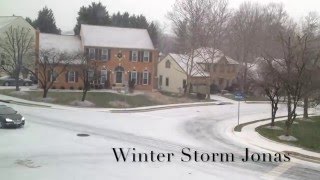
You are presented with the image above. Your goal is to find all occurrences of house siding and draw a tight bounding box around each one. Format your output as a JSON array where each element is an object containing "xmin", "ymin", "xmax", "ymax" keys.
[{"xmin": 157, "ymin": 55, "xmax": 186, "ymax": 93}]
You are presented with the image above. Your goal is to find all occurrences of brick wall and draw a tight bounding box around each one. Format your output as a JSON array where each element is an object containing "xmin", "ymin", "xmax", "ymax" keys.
[{"xmin": 38, "ymin": 47, "xmax": 158, "ymax": 91}]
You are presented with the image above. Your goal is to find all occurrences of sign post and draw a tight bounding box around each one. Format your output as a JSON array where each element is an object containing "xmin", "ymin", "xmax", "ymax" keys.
[{"xmin": 234, "ymin": 92, "xmax": 245, "ymax": 125}]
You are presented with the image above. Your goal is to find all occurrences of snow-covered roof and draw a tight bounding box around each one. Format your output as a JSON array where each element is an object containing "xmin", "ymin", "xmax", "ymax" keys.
[
  {"xmin": 0, "ymin": 16, "xmax": 18, "ymax": 30},
  {"xmin": 169, "ymin": 53, "xmax": 209, "ymax": 77},
  {"xmin": 193, "ymin": 48, "xmax": 239, "ymax": 65},
  {"xmin": 40, "ymin": 33, "xmax": 82, "ymax": 53},
  {"xmin": 80, "ymin": 24, "xmax": 154, "ymax": 50}
]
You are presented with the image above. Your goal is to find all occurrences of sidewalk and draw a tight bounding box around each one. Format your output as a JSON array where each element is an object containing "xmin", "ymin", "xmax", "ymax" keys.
[
  {"xmin": 233, "ymin": 116, "xmax": 320, "ymax": 164},
  {"xmin": 0, "ymin": 93, "xmax": 230, "ymax": 113}
]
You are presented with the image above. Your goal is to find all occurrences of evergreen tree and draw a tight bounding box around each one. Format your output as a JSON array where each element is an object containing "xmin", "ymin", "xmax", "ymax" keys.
[
  {"xmin": 110, "ymin": 12, "xmax": 160, "ymax": 47},
  {"xmin": 34, "ymin": 6, "xmax": 61, "ymax": 34},
  {"xmin": 25, "ymin": 17, "xmax": 35, "ymax": 28},
  {"xmin": 74, "ymin": 2, "xmax": 111, "ymax": 35},
  {"xmin": 147, "ymin": 22, "xmax": 159, "ymax": 48}
]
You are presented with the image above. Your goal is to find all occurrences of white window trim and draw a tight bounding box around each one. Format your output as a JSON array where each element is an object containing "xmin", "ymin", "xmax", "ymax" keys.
[
  {"xmin": 132, "ymin": 51, "xmax": 138, "ymax": 62},
  {"xmin": 143, "ymin": 51, "xmax": 150, "ymax": 62},
  {"xmin": 143, "ymin": 71, "xmax": 149, "ymax": 85},
  {"xmin": 131, "ymin": 71, "xmax": 138, "ymax": 82},
  {"xmin": 102, "ymin": 49, "xmax": 108, "ymax": 60},
  {"xmin": 68, "ymin": 71, "xmax": 76, "ymax": 83},
  {"xmin": 89, "ymin": 48, "xmax": 95, "ymax": 59},
  {"xmin": 100, "ymin": 70, "xmax": 108, "ymax": 84}
]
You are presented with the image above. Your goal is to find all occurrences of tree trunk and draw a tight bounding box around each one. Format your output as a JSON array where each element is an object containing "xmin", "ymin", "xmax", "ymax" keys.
[
  {"xmin": 285, "ymin": 123, "xmax": 290, "ymax": 136},
  {"xmin": 303, "ymin": 96, "xmax": 309, "ymax": 119},
  {"xmin": 206, "ymin": 80, "xmax": 211, "ymax": 100},
  {"xmin": 271, "ymin": 102, "xmax": 275, "ymax": 127},
  {"xmin": 43, "ymin": 88, "xmax": 48, "ymax": 98},
  {"xmin": 82, "ymin": 89, "xmax": 88, "ymax": 101},
  {"xmin": 285, "ymin": 94, "xmax": 292, "ymax": 136},
  {"xmin": 15, "ymin": 74, "xmax": 20, "ymax": 91}
]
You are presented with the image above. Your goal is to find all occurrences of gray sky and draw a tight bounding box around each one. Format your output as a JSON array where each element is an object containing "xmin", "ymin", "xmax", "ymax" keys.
[{"xmin": 1, "ymin": 0, "xmax": 320, "ymax": 33}]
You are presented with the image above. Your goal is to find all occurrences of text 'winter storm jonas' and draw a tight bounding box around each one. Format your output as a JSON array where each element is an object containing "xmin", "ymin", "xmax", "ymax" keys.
[{"xmin": 112, "ymin": 148, "xmax": 291, "ymax": 163}]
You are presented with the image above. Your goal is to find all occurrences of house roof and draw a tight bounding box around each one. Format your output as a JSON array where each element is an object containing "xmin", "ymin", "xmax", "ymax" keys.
[
  {"xmin": 40, "ymin": 33, "xmax": 82, "ymax": 53},
  {"xmin": 0, "ymin": 16, "xmax": 19, "ymax": 30},
  {"xmin": 193, "ymin": 48, "xmax": 239, "ymax": 65},
  {"xmin": 80, "ymin": 24, "xmax": 154, "ymax": 50},
  {"xmin": 169, "ymin": 53, "xmax": 209, "ymax": 77}
]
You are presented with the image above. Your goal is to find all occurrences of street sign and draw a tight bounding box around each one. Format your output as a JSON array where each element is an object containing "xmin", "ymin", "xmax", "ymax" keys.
[
  {"xmin": 234, "ymin": 92, "xmax": 245, "ymax": 101},
  {"xmin": 234, "ymin": 92, "xmax": 245, "ymax": 126}
]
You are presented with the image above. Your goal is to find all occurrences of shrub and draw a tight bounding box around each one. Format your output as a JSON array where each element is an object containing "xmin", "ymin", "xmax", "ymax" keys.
[
  {"xmin": 78, "ymin": 86, "xmax": 83, "ymax": 90},
  {"xmin": 70, "ymin": 86, "xmax": 74, "ymax": 90},
  {"xmin": 52, "ymin": 86, "xmax": 56, "ymax": 89},
  {"xmin": 60, "ymin": 86, "xmax": 65, "ymax": 89}
]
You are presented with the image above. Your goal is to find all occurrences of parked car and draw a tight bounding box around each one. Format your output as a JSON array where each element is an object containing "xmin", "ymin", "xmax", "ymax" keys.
[
  {"xmin": 0, "ymin": 76, "xmax": 33, "ymax": 86},
  {"xmin": 0, "ymin": 105, "xmax": 25, "ymax": 128}
]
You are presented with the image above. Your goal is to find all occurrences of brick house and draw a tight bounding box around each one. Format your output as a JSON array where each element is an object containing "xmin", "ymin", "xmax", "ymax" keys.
[{"xmin": 38, "ymin": 24, "xmax": 158, "ymax": 91}]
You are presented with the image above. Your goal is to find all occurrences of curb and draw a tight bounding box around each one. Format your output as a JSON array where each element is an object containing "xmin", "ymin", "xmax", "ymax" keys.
[
  {"xmin": 110, "ymin": 102, "xmax": 231, "ymax": 113},
  {"xmin": 0, "ymin": 99, "xmax": 51, "ymax": 108},
  {"xmin": 233, "ymin": 115, "xmax": 320, "ymax": 164}
]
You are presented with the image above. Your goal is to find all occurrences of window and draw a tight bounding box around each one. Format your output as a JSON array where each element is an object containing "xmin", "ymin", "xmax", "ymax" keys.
[
  {"xmin": 101, "ymin": 70, "xmax": 108, "ymax": 84},
  {"xmin": 68, "ymin": 71, "xmax": 76, "ymax": 83},
  {"xmin": 102, "ymin": 49, "xmax": 108, "ymax": 60},
  {"xmin": 159, "ymin": 75, "xmax": 163, "ymax": 86},
  {"xmin": 50, "ymin": 71, "xmax": 58, "ymax": 82},
  {"xmin": 165, "ymin": 60, "xmax": 171, "ymax": 68},
  {"xmin": 143, "ymin": 51, "xmax": 150, "ymax": 62},
  {"xmin": 165, "ymin": 77, "xmax": 169, "ymax": 86},
  {"xmin": 130, "ymin": 71, "xmax": 137, "ymax": 84},
  {"xmin": 143, "ymin": 71, "xmax": 149, "ymax": 85},
  {"xmin": 132, "ymin": 51, "xmax": 138, "ymax": 62},
  {"xmin": 89, "ymin": 48, "xmax": 95, "ymax": 59}
]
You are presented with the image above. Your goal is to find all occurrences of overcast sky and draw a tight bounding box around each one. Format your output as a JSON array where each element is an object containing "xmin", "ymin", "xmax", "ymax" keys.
[{"xmin": 1, "ymin": 0, "xmax": 320, "ymax": 33}]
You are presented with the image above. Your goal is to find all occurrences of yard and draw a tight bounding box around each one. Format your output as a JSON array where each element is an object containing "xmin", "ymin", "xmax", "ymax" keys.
[
  {"xmin": 256, "ymin": 116, "xmax": 320, "ymax": 153},
  {"xmin": 0, "ymin": 89, "xmax": 208, "ymax": 108}
]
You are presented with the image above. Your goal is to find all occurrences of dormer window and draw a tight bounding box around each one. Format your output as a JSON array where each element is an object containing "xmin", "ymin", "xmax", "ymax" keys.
[
  {"xmin": 165, "ymin": 60, "xmax": 171, "ymax": 68},
  {"xmin": 132, "ymin": 51, "xmax": 138, "ymax": 62},
  {"xmin": 143, "ymin": 51, "xmax": 150, "ymax": 62},
  {"xmin": 102, "ymin": 49, "xmax": 108, "ymax": 61}
]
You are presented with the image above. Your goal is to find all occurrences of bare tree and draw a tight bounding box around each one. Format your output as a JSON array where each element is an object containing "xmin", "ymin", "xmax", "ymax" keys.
[
  {"xmin": 299, "ymin": 12, "xmax": 320, "ymax": 119},
  {"xmin": 275, "ymin": 25, "xmax": 316, "ymax": 136},
  {"xmin": 199, "ymin": 0, "xmax": 230, "ymax": 99},
  {"xmin": 76, "ymin": 53, "xmax": 100, "ymax": 102},
  {"xmin": 227, "ymin": 2, "xmax": 264, "ymax": 94},
  {"xmin": 168, "ymin": 0, "xmax": 212, "ymax": 94},
  {"xmin": 0, "ymin": 26, "xmax": 35, "ymax": 91},
  {"xmin": 25, "ymin": 49, "xmax": 71, "ymax": 98},
  {"xmin": 252, "ymin": 58, "xmax": 282, "ymax": 126}
]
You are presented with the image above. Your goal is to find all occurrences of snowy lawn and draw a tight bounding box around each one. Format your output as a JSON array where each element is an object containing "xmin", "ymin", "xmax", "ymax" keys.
[
  {"xmin": 0, "ymin": 89, "xmax": 210, "ymax": 108},
  {"xmin": 256, "ymin": 116, "xmax": 320, "ymax": 152}
]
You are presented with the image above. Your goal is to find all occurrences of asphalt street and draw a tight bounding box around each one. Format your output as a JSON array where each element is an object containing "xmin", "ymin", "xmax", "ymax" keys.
[{"xmin": 0, "ymin": 102, "xmax": 319, "ymax": 179}]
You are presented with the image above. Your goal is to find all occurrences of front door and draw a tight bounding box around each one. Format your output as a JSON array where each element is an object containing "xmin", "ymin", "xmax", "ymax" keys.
[{"xmin": 116, "ymin": 71, "xmax": 123, "ymax": 83}]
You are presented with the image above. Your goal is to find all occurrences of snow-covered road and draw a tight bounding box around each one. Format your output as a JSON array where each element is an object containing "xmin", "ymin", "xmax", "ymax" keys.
[{"xmin": 0, "ymin": 101, "xmax": 319, "ymax": 179}]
